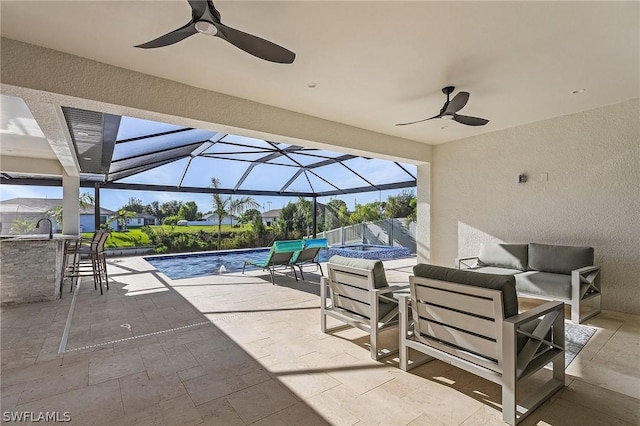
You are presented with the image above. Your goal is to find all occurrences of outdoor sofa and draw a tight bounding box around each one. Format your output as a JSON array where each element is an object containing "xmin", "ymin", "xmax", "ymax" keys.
[{"xmin": 457, "ymin": 242, "xmax": 601, "ymax": 323}]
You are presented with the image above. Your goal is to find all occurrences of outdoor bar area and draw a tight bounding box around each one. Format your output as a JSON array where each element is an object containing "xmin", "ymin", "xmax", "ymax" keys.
[{"xmin": 0, "ymin": 234, "xmax": 78, "ymax": 304}]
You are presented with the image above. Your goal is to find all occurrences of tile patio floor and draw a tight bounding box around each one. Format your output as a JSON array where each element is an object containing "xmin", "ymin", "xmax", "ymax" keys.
[{"xmin": 1, "ymin": 255, "xmax": 638, "ymax": 425}]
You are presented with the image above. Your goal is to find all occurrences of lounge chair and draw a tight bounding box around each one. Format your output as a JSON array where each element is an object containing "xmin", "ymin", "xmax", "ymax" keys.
[
  {"xmin": 242, "ymin": 239, "xmax": 304, "ymax": 285},
  {"xmin": 290, "ymin": 238, "xmax": 328, "ymax": 280}
]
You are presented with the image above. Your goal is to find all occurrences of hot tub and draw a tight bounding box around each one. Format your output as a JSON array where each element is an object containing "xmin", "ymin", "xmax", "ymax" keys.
[{"xmin": 326, "ymin": 244, "xmax": 412, "ymax": 260}]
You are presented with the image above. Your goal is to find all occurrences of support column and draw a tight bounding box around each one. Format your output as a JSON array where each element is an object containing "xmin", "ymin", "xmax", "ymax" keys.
[
  {"xmin": 62, "ymin": 172, "xmax": 80, "ymax": 235},
  {"xmin": 416, "ymin": 163, "xmax": 431, "ymax": 263},
  {"xmin": 94, "ymin": 183, "xmax": 101, "ymax": 232},
  {"xmin": 312, "ymin": 196, "xmax": 317, "ymax": 238}
]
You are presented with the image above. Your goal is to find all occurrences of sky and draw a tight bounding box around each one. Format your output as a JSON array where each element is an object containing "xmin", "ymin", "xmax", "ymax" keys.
[{"xmin": 1, "ymin": 115, "xmax": 416, "ymax": 213}]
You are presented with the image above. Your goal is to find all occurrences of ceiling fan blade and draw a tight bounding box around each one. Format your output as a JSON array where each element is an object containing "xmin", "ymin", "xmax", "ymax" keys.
[
  {"xmin": 187, "ymin": 0, "xmax": 208, "ymax": 20},
  {"xmin": 453, "ymin": 114, "xmax": 489, "ymax": 126},
  {"xmin": 135, "ymin": 22, "xmax": 198, "ymax": 48},
  {"xmin": 444, "ymin": 92, "xmax": 469, "ymax": 114},
  {"xmin": 395, "ymin": 114, "xmax": 440, "ymax": 126},
  {"xmin": 214, "ymin": 23, "xmax": 295, "ymax": 63}
]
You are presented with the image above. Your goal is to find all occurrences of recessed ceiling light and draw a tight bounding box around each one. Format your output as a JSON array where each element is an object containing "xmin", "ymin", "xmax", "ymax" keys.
[
  {"xmin": 572, "ymin": 88, "xmax": 586, "ymax": 94},
  {"xmin": 83, "ymin": 157, "xmax": 92, "ymax": 160},
  {"xmin": 77, "ymin": 131, "xmax": 89, "ymax": 136},
  {"xmin": 307, "ymin": 82, "xmax": 317, "ymax": 88}
]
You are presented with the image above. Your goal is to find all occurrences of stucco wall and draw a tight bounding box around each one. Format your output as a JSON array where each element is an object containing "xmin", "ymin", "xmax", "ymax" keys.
[{"xmin": 427, "ymin": 99, "xmax": 640, "ymax": 314}]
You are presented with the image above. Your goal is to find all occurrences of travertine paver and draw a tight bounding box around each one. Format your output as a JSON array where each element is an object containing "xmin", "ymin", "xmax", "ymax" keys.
[{"xmin": 0, "ymin": 255, "xmax": 638, "ymax": 425}]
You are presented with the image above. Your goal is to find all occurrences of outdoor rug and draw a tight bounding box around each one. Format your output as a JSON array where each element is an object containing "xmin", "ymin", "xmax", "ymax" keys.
[{"xmin": 564, "ymin": 321, "xmax": 597, "ymax": 367}]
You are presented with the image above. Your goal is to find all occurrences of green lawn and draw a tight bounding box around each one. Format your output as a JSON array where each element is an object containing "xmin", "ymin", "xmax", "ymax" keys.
[
  {"xmin": 149, "ymin": 224, "xmax": 251, "ymax": 233},
  {"xmin": 83, "ymin": 224, "xmax": 254, "ymax": 248},
  {"xmin": 82, "ymin": 229, "xmax": 151, "ymax": 248}
]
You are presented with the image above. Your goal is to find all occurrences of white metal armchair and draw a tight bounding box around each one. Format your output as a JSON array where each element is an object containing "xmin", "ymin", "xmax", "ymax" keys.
[
  {"xmin": 320, "ymin": 255, "xmax": 407, "ymax": 360},
  {"xmin": 400, "ymin": 264, "xmax": 565, "ymax": 425}
]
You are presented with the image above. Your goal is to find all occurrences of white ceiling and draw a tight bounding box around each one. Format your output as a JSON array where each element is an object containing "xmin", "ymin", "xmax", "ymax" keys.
[
  {"xmin": 0, "ymin": 95, "xmax": 56, "ymax": 160},
  {"xmin": 1, "ymin": 1, "xmax": 638, "ymax": 146}
]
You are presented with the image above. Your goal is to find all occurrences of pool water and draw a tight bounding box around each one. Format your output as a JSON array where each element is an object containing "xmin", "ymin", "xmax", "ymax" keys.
[
  {"xmin": 145, "ymin": 248, "xmax": 329, "ymax": 280},
  {"xmin": 144, "ymin": 244, "xmax": 411, "ymax": 280}
]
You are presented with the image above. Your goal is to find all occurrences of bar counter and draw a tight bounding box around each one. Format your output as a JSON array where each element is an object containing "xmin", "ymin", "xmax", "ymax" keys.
[{"xmin": 0, "ymin": 234, "xmax": 79, "ymax": 305}]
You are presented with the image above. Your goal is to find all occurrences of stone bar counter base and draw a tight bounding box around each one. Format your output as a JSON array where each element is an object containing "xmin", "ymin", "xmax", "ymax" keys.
[{"xmin": 0, "ymin": 236, "xmax": 71, "ymax": 305}]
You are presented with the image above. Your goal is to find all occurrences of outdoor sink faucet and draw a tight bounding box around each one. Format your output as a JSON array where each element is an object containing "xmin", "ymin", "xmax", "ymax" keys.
[{"xmin": 36, "ymin": 218, "xmax": 53, "ymax": 239}]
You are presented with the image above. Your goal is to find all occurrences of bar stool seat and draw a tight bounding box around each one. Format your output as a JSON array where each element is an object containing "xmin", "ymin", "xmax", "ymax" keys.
[{"xmin": 61, "ymin": 230, "xmax": 110, "ymax": 295}]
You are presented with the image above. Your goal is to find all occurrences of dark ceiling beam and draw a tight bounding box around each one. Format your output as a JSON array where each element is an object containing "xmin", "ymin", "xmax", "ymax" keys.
[
  {"xmin": 303, "ymin": 154, "xmax": 358, "ymax": 170},
  {"xmin": 317, "ymin": 180, "xmax": 417, "ymax": 196},
  {"xmin": 115, "ymin": 127, "xmax": 194, "ymax": 144},
  {"xmin": 100, "ymin": 114, "xmax": 121, "ymax": 173},
  {"xmin": 108, "ymin": 157, "xmax": 184, "ymax": 182},
  {"xmin": 280, "ymin": 169, "xmax": 304, "ymax": 192},
  {"xmin": 395, "ymin": 161, "xmax": 417, "ymax": 179},
  {"xmin": 110, "ymin": 141, "xmax": 205, "ymax": 166},
  {"xmin": 0, "ymin": 176, "xmax": 416, "ymax": 198}
]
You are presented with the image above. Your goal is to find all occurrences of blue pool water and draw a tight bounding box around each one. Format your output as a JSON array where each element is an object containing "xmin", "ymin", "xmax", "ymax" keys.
[
  {"xmin": 145, "ymin": 244, "xmax": 411, "ymax": 280},
  {"xmin": 145, "ymin": 248, "xmax": 282, "ymax": 280}
]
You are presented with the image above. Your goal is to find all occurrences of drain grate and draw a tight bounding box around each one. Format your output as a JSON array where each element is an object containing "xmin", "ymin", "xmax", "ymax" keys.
[{"xmin": 64, "ymin": 321, "xmax": 212, "ymax": 353}]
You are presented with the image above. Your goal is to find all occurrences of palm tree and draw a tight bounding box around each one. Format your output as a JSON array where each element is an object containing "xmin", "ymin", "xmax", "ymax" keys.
[
  {"xmin": 210, "ymin": 178, "xmax": 259, "ymax": 249},
  {"xmin": 229, "ymin": 196, "xmax": 260, "ymax": 228},
  {"xmin": 107, "ymin": 209, "xmax": 137, "ymax": 231}
]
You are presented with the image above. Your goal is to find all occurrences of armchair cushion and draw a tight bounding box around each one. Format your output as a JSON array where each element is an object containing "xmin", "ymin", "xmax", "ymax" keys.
[
  {"xmin": 477, "ymin": 243, "xmax": 528, "ymax": 271},
  {"xmin": 413, "ymin": 263, "xmax": 519, "ymax": 318},
  {"xmin": 528, "ymin": 243, "xmax": 593, "ymax": 274},
  {"xmin": 328, "ymin": 255, "xmax": 388, "ymax": 289},
  {"xmin": 515, "ymin": 271, "xmax": 572, "ymax": 301}
]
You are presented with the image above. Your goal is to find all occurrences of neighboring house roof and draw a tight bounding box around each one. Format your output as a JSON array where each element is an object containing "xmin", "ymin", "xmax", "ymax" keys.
[
  {"xmin": 131, "ymin": 213, "xmax": 157, "ymax": 220},
  {"xmin": 202, "ymin": 212, "xmax": 233, "ymax": 220},
  {"xmin": 0, "ymin": 198, "xmax": 115, "ymax": 215},
  {"xmin": 0, "ymin": 203, "xmax": 47, "ymax": 214},
  {"xmin": 261, "ymin": 209, "xmax": 281, "ymax": 219}
]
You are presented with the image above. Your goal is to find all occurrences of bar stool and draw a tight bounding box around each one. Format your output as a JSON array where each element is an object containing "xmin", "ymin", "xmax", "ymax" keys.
[{"xmin": 61, "ymin": 230, "xmax": 110, "ymax": 295}]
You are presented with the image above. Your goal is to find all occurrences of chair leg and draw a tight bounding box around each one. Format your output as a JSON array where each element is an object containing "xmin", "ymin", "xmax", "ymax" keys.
[
  {"xmin": 317, "ymin": 262, "xmax": 324, "ymax": 277},
  {"xmin": 101, "ymin": 253, "xmax": 109, "ymax": 290}
]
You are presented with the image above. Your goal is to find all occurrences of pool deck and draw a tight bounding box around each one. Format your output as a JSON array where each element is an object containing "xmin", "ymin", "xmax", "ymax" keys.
[{"xmin": 1, "ymin": 255, "xmax": 638, "ymax": 425}]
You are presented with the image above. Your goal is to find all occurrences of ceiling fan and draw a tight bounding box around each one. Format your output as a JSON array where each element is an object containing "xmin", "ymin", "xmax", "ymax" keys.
[
  {"xmin": 135, "ymin": 0, "xmax": 295, "ymax": 64},
  {"xmin": 396, "ymin": 86, "xmax": 489, "ymax": 126}
]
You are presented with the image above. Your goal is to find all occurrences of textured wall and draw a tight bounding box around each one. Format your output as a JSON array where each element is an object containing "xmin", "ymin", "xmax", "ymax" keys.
[
  {"xmin": 0, "ymin": 239, "xmax": 62, "ymax": 304},
  {"xmin": 428, "ymin": 99, "xmax": 640, "ymax": 314},
  {"xmin": 1, "ymin": 38, "xmax": 431, "ymax": 165}
]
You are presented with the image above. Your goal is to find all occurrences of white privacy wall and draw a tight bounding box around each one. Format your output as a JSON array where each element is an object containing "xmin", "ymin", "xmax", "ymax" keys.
[{"xmin": 425, "ymin": 99, "xmax": 640, "ymax": 314}]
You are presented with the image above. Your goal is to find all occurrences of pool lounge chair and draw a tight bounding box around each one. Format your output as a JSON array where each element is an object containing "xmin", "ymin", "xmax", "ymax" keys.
[
  {"xmin": 290, "ymin": 238, "xmax": 328, "ymax": 280},
  {"xmin": 242, "ymin": 239, "xmax": 304, "ymax": 285}
]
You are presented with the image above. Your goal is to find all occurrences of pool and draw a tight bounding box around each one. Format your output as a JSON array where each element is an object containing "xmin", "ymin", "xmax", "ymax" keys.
[
  {"xmin": 144, "ymin": 244, "xmax": 411, "ymax": 280},
  {"xmin": 144, "ymin": 248, "xmax": 277, "ymax": 280}
]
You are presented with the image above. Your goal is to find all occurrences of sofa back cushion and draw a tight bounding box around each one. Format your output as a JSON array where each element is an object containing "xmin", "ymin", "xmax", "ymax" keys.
[
  {"xmin": 528, "ymin": 243, "xmax": 594, "ymax": 275},
  {"xmin": 328, "ymin": 255, "xmax": 388, "ymax": 289},
  {"xmin": 477, "ymin": 243, "xmax": 528, "ymax": 271},
  {"xmin": 413, "ymin": 264, "xmax": 518, "ymax": 318}
]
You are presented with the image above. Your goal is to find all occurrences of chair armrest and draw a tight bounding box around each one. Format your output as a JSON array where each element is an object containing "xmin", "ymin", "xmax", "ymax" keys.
[
  {"xmin": 504, "ymin": 300, "xmax": 564, "ymax": 327},
  {"xmin": 574, "ymin": 265, "xmax": 600, "ymax": 274},
  {"xmin": 572, "ymin": 265, "xmax": 601, "ymax": 299},
  {"xmin": 456, "ymin": 256, "xmax": 478, "ymax": 269},
  {"xmin": 374, "ymin": 285, "xmax": 410, "ymax": 303}
]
